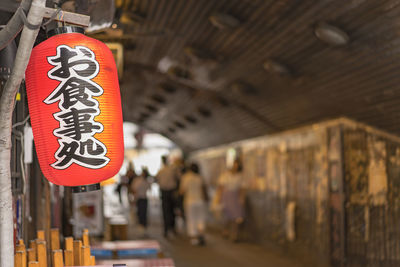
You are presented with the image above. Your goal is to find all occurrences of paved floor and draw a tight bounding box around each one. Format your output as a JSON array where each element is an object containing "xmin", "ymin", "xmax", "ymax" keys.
[
  {"xmin": 157, "ymin": 228, "xmax": 305, "ymax": 267},
  {"xmin": 126, "ymin": 200, "xmax": 306, "ymax": 267}
]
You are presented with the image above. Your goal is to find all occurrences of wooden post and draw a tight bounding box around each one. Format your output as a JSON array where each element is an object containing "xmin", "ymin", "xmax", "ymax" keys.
[
  {"xmin": 328, "ymin": 126, "xmax": 346, "ymax": 267},
  {"xmin": 36, "ymin": 231, "xmax": 45, "ymax": 241},
  {"xmin": 22, "ymin": 251, "xmax": 27, "ymax": 267},
  {"xmin": 15, "ymin": 239, "xmax": 26, "ymax": 267},
  {"xmin": 50, "ymin": 229, "xmax": 60, "ymax": 250},
  {"xmin": 52, "ymin": 250, "xmax": 63, "ymax": 267},
  {"xmin": 27, "ymin": 262, "xmax": 38, "ymax": 267},
  {"xmin": 65, "ymin": 237, "xmax": 73, "ymax": 251},
  {"xmin": 64, "ymin": 250, "xmax": 74, "ymax": 266},
  {"xmin": 28, "ymin": 241, "xmax": 37, "ymax": 262},
  {"xmin": 82, "ymin": 229, "xmax": 90, "ymax": 247},
  {"xmin": 73, "ymin": 240, "xmax": 82, "ymax": 266},
  {"xmin": 29, "ymin": 241, "xmax": 36, "ymax": 250},
  {"xmin": 16, "ymin": 244, "xmax": 26, "ymax": 253},
  {"xmin": 14, "ymin": 251, "xmax": 26, "ymax": 267},
  {"xmin": 81, "ymin": 246, "xmax": 91, "ymax": 266},
  {"xmin": 36, "ymin": 241, "xmax": 47, "ymax": 267},
  {"xmin": 90, "ymin": 256, "xmax": 95, "ymax": 266},
  {"xmin": 27, "ymin": 249, "xmax": 36, "ymax": 262}
]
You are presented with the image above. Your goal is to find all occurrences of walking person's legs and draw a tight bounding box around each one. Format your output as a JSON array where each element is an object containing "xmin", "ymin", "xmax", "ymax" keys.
[
  {"xmin": 136, "ymin": 201, "xmax": 141, "ymax": 225},
  {"xmin": 162, "ymin": 190, "xmax": 176, "ymax": 237},
  {"xmin": 161, "ymin": 191, "xmax": 169, "ymax": 237},
  {"xmin": 137, "ymin": 198, "xmax": 147, "ymax": 227},
  {"xmin": 185, "ymin": 203, "xmax": 198, "ymax": 245},
  {"xmin": 195, "ymin": 203, "xmax": 206, "ymax": 246},
  {"xmin": 142, "ymin": 198, "xmax": 148, "ymax": 227},
  {"xmin": 169, "ymin": 194, "xmax": 176, "ymax": 233}
]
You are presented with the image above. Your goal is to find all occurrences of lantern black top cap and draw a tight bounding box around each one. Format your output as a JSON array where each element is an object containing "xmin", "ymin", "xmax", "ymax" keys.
[{"xmin": 47, "ymin": 26, "xmax": 84, "ymax": 38}]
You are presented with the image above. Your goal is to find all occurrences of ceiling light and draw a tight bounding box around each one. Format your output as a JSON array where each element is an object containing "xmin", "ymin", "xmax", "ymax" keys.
[
  {"xmin": 159, "ymin": 84, "xmax": 177, "ymax": 94},
  {"xmin": 263, "ymin": 59, "xmax": 290, "ymax": 75},
  {"xmin": 120, "ymin": 11, "xmax": 146, "ymax": 26},
  {"xmin": 231, "ymin": 81, "xmax": 257, "ymax": 95},
  {"xmin": 174, "ymin": 121, "xmax": 186, "ymax": 129},
  {"xmin": 145, "ymin": 104, "xmax": 158, "ymax": 113},
  {"xmin": 184, "ymin": 46, "xmax": 215, "ymax": 61},
  {"xmin": 314, "ymin": 22, "xmax": 349, "ymax": 46},
  {"xmin": 184, "ymin": 115, "xmax": 198, "ymax": 124},
  {"xmin": 215, "ymin": 96, "xmax": 230, "ymax": 106},
  {"xmin": 209, "ymin": 13, "xmax": 241, "ymax": 30},
  {"xmin": 198, "ymin": 107, "xmax": 212, "ymax": 118},
  {"xmin": 167, "ymin": 66, "xmax": 192, "ymax": 80},
  {"xmin": 151, "ymin": 94, "xmax": 166, "ymax": 104},
  {"xmin": 139, "ymin": 112, "xmax": 150, "ymax": 119}
]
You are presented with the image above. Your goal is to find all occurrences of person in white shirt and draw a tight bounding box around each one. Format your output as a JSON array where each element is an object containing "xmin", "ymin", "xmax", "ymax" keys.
[
  {"xmin": 179, "ymin": 163, "xmax": 208, "ymax": 245},
  {"xmin": 156, "ymin": 155, "xmax": 179, "ymax": 237},
  {"xmin": 216, "ymin": 159, "xmax": 246, "ymax": 242},
  {"xmin": 132, "ymin": 167, "xmax": 151, "ymax": 229}
]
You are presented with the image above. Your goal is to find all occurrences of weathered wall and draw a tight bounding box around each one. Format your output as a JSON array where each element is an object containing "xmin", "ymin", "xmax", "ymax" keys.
[
  {"xmin": 343, "ymin": 124, "xmax": 400, "ymax": 266},
  {"xmin": 191, "ymin": 120, "xmax": 333, "ymax": 266},
  {"xmin": 191, "ymin": 118, "xmax": 400, "ymax": 266}
]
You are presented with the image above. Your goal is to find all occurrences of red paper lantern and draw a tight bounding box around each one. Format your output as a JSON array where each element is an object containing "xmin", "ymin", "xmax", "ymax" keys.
[{"xmin": 25, "ymin": 27, "xmax": 124, "ymax": 187}]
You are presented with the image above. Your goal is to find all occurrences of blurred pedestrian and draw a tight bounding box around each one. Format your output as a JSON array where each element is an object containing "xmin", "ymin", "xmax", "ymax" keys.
[
  {"xmin": 125, "ymin": 162, "xmax": 138, "ymax": 206},
  {"xmin": 116, "ymin": 162, "xmax": 136, "ymax": 204},
  {"xmin": 173, "ymin": 158, "xmax": 186, "ymax": 222},
  {"xmin": 132, "ymin": 167, "xmax": 151, "ymax": 232},
  {"xmin": 126, "ymin": 161, "xmax": 137, "ymax": 186},
  {"xmin": 216, "ymin": 159, "xmax": 246, "ymax": 242},
  {"xmin": 156, "ymin": 155, "xmax": 179, "ymax": 237},
  {"xmin": 180, "ymin": 163, "xmax": 208, "ymax": 246}
]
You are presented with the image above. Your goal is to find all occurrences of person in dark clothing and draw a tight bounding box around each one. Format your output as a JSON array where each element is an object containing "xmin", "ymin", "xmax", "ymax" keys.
[
  {"xmin": 174, "ymin": 158, "xmax": 186, "ymax": 223},
  {"xmin": 116, "ymin": 162, "xmax": 137, "ymax": 203},
  {"xmin": 156, "ymin": 155, "xmax": 179, "ymax": 237},
  {"xmin": 115, "ymin": 177, "xmax": 129, "ymax": 204},
  {"xmin": 126, "ymin": 162, "xmax": 137, "ymax": 186},
  {"xmin": 132, "ymin": 167, "xmax": 151, "ymax": 229}
]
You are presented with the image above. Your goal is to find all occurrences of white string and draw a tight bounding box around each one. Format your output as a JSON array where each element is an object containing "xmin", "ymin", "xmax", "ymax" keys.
[{"xmin": 12, "ymin": 114, "xmax": 30, "ymax": 129}]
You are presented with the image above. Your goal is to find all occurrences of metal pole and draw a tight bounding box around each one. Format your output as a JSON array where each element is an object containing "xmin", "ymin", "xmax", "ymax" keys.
[{"xmin": 0, "ymin": 0, "xmax": 45, "ymax": 266}]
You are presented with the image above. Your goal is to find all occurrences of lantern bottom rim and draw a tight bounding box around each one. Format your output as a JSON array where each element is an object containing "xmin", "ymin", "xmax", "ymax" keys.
[{"xmin": 71, "ymin": 183, "xmax": 101, "ymax": 193}]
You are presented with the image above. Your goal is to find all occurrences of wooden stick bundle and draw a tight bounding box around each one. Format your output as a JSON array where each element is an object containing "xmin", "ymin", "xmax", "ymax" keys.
[{"xmin": 14, "ymin": 228, "xmax": 95, "ymax": 267}]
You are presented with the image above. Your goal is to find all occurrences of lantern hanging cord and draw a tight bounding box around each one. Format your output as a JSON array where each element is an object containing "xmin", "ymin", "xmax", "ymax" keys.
[{"xmin": 41, "ymin": 8, "xmax": 62, "ymax": 29}]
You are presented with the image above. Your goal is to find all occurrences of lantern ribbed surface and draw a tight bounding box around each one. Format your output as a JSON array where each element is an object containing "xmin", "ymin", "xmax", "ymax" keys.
[{"xmin": 25, "ymin": 32, "xmax": 124, "ymax": 186}]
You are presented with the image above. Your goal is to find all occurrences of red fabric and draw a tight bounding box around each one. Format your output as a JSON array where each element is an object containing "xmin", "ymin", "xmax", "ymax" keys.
[{"xmin": 25, "ymin": 32, "xmax": 124, "ymax": 186}]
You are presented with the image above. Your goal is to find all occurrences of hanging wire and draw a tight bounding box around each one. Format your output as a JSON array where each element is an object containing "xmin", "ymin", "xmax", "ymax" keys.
[
  {"xmin": 12, "ymin": 114, "xmax": 30, "ymax": 129},
  {"xmin": 12, "ymin": 126, "xmax": 27, "ymax": 195},
  {"xmin": 12, "ymin": 113, "xmax": 31, "ymax": 195}
]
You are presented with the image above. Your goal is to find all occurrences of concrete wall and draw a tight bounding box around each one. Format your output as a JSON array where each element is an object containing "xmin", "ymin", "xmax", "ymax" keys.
[{"xmin": 190, "ymin": 118, "xmax": 400, "ymax": 266}]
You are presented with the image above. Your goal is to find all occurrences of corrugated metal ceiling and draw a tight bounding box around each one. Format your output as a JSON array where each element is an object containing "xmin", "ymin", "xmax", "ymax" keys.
[{"xmin": 113, "ymin": 0, "xmax": 400, "ymax": 151}]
